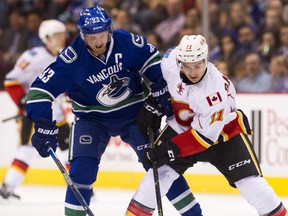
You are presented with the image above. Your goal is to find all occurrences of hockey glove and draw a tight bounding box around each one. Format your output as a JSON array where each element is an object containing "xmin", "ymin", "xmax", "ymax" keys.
[
  {"xmin": 18, "ymin": 95, "xmax": 26, "ymax": 109},
  {"xmin": 32, "ymin": 118, "xmax": 59, "ymax": 158},
  {"xmin": 17, "ymin": 94, "xmax": 27, "ymax": 115},
  {"xmin": 144, "ymin": 140, "xmax": 180, "ymax": 168},
  {"xmin": 150, "ymin": 77, "xmax": 173, "ymax": 117},
  {"xmin": 136, "ymin": 95, "xmax": 164, "ymax": 136}
]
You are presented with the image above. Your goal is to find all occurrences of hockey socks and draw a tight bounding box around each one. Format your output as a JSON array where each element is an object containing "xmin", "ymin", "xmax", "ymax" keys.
[
  {"xmin": 126, "ymin": 199, "xmax": 154, "ymax": 216},
  {"xmin": 166, "ymin": 175, "xmax": 202, "ymax": 216},
  {"xmin": 267, "ymin": 202, "xmax": 287, "ymax": 216},
  {"xmin": 236, "ymin": 175, "xmax": 286, "ymax": 216},
  {"xmin": 65, "ymin": 186, "xmax": 93, "ymax": 216},
  {"xmin": 127, "ymin": 165, "xmax": 202, "ymax": 215}
]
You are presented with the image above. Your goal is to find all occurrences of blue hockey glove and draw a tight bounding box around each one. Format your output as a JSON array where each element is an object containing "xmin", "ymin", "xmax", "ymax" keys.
[
  {"xmin": 32, "ymin": 118, "xmax": 59, "ymax": 158},
  {"xmin": 150, "ymin": 77, "xmax": 173, "ymax": 117},
  {"xmin": 144, "ymin": 140, "xmax": 180, "ymax": 168},
  {"xmin": 136, "ymin": 95, "xmax": 163, "ymax": 136}
]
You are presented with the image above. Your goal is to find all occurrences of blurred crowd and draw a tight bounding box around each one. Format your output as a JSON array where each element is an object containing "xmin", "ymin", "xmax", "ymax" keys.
[{"xmin": 0, "ymin": 0, "xmax": 288, "ymax": 92}]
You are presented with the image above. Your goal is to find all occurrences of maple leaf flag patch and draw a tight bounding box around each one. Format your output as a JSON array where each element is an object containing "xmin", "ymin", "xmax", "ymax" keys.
[{"xmin": 206, "ymin": 92, "xmax": 222, "ymax": 106}]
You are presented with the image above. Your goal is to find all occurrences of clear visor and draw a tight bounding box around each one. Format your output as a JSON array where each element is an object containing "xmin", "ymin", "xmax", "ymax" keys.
[{"xmin": 177, "ymin": 59, "xmax": 206, "ymax": 74}]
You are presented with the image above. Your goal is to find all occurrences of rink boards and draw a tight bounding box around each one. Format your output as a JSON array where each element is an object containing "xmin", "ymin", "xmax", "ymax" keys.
[{"xmin": 0, "ymin": 92, "xmax": 287, "ymax": 196}]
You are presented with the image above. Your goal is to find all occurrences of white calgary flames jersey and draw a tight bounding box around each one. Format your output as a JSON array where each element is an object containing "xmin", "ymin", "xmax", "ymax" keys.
[
  {"xmin": 162, "ymin": 48, "xmax": 250, "ymax": 156},
  {"xmin": 5, "ymin": 46, "xmax": 66, "ymax": 123}
]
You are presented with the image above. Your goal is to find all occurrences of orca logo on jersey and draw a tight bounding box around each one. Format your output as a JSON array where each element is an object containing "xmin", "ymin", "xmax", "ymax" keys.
[{"xmin": 97, "ymin": 74, "xmax": 132, "ymax": 107}]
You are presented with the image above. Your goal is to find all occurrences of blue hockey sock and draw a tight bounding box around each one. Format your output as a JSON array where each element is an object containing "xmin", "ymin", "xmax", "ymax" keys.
[
  {"xmin": 166, "ymin": 175, "xmax": 202, "ymax": 216},
  {"xmin": 64, "ymin": 157, "xmax": 98, "ymax": 216},
  {"xmin": 65, "ymin": 187, "xmax": 93, "ymax": 216}
]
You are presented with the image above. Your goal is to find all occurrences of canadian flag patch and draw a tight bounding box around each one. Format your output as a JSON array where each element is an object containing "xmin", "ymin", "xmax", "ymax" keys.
[{"xmin": 206, "ymin": 92, "xmax": 222, "ymax": 106}]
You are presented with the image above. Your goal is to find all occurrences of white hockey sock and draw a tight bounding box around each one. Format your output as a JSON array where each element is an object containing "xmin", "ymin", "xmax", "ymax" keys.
[
  {"xmin": 3, "ymin": 145, "xmax": 38, "ymax": 192},
  {"xmin": 132, "ymin": 165, "xmax": 179, "ymax": 209},
  {"xmin": 235, "ymin": 175, "xmax": 281, "ymax": 215}
]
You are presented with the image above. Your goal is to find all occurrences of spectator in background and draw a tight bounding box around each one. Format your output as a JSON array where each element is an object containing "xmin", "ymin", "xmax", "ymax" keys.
[
  {"xmin": 256, "ymin": 7, "xmax": 283, "ymax": 39},
  {"xmin": 183, "ymin": 8, "xmax": 202, "ymax": 34},
  {"xmin": 111, "ymin": 9, "xmax": 144, "ymax": 35},
  {"xmin": 57, "ymin": 0, "xmax": 85, "ymax": 45},
  {"xmin": 248, "ymin": 0, "xmax": 265, "ymax": 26},
  {"xmin": 145, "ymin": 31, "xmax": 165, "ymax": 55},
  {"xmin": 215, "ymin": 60, "xmax": 229, "ymax": 76},
  {"xmin": 154, "ymin": 0, "xmax": 185, "ymax": 50},
  {"xmin": 237, "ymin": 23, "xmax": 258, "ymax": 54},
  {"xmin": 208, "ymin": 2, "xmax": 223, "ymax": 37},
  {"xmin": 0, "ymin": 0, "xmax": 10, "ymax": 29},
  {"xmin": 236, "ymin": 52, "xmax": 271, "ymax": 92},
  {"xmin": 133, "ymin": 0, "xmax": 167, "ymax": 33},
  {"xmin": 213, "ymin": 34, "xmax": 245, "ymax": 81},
  {"xmin": 257, "ymin": 30, "xmax": 279, "ymax": 65},
  {"xmin": 223, "ymin": 1, "xmax": 256, "ymax": 44},
  {"xmin": 0, "ymin": 9, "xmax": 28, "ymax": 74},
  {"xmin": 269, "ymin": 55, "xmax": 288, "ymax": 92},
  {"xmin": 276, "ymin": 24, "xmax": 288, "ymax": 57},
  {"xmin": 208, "ymin": 31, "xmax": 221, "ymax": 62},
  {"xmin": 26, "ymin": 10, "xmax": 43, "ymax": 48},
  {"xmin": 283, "ymin": 1, "xmax": 288, "ymax": 23}
]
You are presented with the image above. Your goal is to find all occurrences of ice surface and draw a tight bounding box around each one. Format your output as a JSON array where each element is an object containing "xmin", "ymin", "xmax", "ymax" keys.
[{"xmin": 0, "ymin": 185, "xmax": 287, "ymax": 216}]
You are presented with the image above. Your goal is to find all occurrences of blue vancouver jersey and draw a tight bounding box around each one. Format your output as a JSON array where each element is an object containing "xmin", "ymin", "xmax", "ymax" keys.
[{"xmin": 26, "ymin": 30, "xmax": 162, "ymax": 122}]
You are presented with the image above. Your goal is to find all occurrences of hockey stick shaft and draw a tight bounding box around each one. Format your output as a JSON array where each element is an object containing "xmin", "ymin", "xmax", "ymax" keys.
[
  {"xmin": 147, "ymin": 126, "xmax": 164, "ymax": 216},
  {"xmin": 48, "ymin": 148, "xmax": 95, "ymax": 216},
  {"xmin": 2, "ymin": 114, "xmax": 23, "ymax": 123}
]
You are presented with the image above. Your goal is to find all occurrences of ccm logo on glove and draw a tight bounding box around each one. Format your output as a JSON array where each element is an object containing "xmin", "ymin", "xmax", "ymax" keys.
[
  {"xmin": 143, "ymin": 102, "xmax": 163, "ymax": 117},
  {"xmin": 167, "ymin": 150, "xmax": 176, "ymax": 162}
]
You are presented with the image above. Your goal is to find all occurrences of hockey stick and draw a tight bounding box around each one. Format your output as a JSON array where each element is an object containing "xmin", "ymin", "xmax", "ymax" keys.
[
  {"xmin": 48, "ymin": 148, "xmax": 95, "ymax": 216},
  {"xmin": 2, "ymin": 114, "xmax": 23, "ymax": 123},
  {"xmin": 147, "ymin": 126, "xmax": 164, "ymax": 216}
]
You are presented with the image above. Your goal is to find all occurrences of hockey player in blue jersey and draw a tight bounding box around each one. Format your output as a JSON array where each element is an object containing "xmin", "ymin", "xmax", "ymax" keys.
[{"xmin": 26, "ymin": 6, "xmax": 202, "ymax": 216}]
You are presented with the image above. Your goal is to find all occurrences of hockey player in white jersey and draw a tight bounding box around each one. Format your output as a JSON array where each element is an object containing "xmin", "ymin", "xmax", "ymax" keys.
[
  {"xmin": 0, "ymin": 20, "xmax": 70, "ymax": 200},
  {"xmin": 127, "ymin": 35, "xmax": 287, "ymax": 216}
]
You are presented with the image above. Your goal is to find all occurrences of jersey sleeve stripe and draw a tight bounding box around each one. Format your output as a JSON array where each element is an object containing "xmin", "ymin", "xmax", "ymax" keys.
[
  {"xmin": 191, "ymin": 129, "xmax": 214, "ymax": 148},
  {"xmin": 139, "ymin": 51, "xmax": 161, "ymax": 74},
  {"xmin": 26, "ymin": 87, "xmax": 55, "ymax": 103},
  {"xmin": 4, "ymin": 80, "xmax": 22, "ymax": 87},
  {"xmin": 141, "ymin": 60, "xmax": 161, "ymax": 74},
  {"xmin": 171, "ymin": 129, "xmax": 212, "ymax": 156}
]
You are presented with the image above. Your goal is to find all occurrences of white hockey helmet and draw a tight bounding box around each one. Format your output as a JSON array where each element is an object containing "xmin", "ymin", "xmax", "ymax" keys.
[
  {"xmin": 39, "ymin": 19, "xmax": 66, "ymax": 44},
  {"xmin": 176, "ymin": 35, "xmax": 208, "ymax": 64}
]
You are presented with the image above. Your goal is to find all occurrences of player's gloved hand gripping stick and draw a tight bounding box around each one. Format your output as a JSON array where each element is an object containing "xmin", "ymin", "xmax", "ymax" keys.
[{"xmin": 32, "ymin": 118, "xmax": 95, "ymax": 215}]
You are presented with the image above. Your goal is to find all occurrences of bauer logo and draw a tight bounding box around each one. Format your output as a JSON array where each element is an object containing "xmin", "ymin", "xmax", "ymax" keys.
[{"xmin": 80, "ymin": 135, "xmax": 92, "ymax": 144}]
